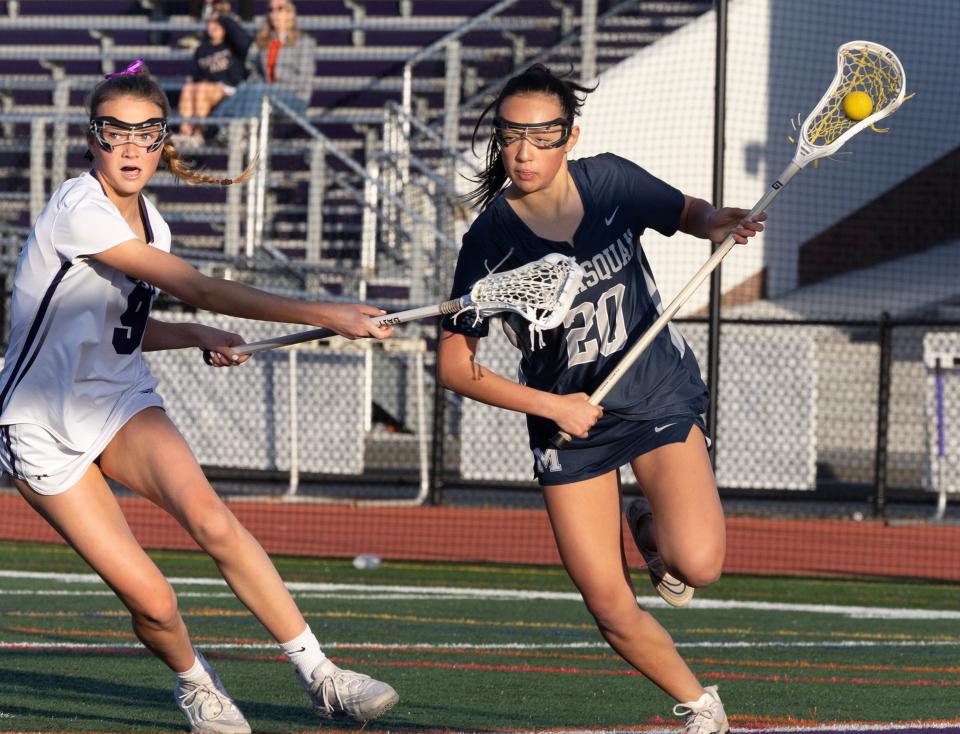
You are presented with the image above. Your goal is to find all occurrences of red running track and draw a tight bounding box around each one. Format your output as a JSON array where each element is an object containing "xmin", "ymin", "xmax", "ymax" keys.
[{"xmin": 0, "ymin": 493, "xmax": 957, "ymax": 581}]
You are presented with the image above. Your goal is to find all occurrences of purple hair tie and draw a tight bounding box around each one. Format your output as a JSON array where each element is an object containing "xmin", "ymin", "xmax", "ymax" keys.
[{"xmin": 105, "ymin": 59, "xmax": 146, "ymax": 80}]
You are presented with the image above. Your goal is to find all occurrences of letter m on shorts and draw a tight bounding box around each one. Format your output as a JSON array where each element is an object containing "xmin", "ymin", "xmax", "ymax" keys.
[{"xmin": 534, "ymin": 448, "xmax": 562, "ymax": 474}]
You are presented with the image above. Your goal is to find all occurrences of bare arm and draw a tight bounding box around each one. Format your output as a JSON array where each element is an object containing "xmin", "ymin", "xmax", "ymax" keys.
[
  {"xmin": 142, "ymin": 318, "xmax": 251, "ymax": 367},
  {"xmin": 92, "ymin": 239, "xmax": 392, "ymax": 340},
  {"xmin": 437, "ymin": 330, "xmax": 602, "ymax": 439},
  {"xmin": 142, "ymin": 318, "xmax": 209, "ymax": 351},
  {"xmin": 678, "ymin": 195, "xmax": 766, "ymax": 244}
]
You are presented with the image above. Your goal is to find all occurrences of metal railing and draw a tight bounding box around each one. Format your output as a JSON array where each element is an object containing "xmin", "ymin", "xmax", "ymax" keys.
[{"xmin": 3, "ymin": 113, "xmax": 255, "ymax": 253}]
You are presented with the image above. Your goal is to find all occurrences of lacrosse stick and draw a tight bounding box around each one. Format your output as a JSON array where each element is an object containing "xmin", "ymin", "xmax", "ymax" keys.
[
  {"xmin": 202, "ymin": 252, "xmax": 584, "ymax": 360},
  {"xmin": 551, "ymin": 40, "xmax": 908, "ymax": 448}
]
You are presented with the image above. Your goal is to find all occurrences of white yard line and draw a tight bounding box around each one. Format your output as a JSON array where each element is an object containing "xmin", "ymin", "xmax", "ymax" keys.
[
  {"xmin": 1, "ymin": 568, "xmax": 958, "ymax": 620},
  {"xmin": 1, "ymin": 638, "xmax": 958, "ymax": 652}
]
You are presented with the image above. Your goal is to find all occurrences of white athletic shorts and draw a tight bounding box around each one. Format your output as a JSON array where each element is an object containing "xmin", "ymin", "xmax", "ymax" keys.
[{"xmin": 0, "ymin": 389, "xmax": 164, "ymax": 495}]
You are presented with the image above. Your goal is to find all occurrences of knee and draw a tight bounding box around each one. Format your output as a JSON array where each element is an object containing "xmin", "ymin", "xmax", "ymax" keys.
[
  {"xmin": 132, "ymin": 584, "xmax": 180, "ymax": 630},
  {"xmin": 581, "ymin": 584, "xmax": 637, "ymax": 631},
  {"xmin": 187, "ymin": 502, "xmax": 241, "ymax": 554},
  {"xmin": 669, "ymin": 549, "xmax": 724, "ymax": 588}
]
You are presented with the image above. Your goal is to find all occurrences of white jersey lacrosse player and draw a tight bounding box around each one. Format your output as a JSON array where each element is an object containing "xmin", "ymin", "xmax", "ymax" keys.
[
  {"xmin": 1, "ymin": 64, "xmax": 400, "ymax": 734},
  {"xmin": 0, "ymin": 170, "xmax": 167, "ymax": 494}
]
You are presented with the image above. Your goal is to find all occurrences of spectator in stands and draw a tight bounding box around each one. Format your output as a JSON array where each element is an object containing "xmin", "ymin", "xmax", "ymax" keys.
[
  {"xmin": 176, "ymin": 6, "xmax": 252, "ymax": 146},
  {"xmin": 214, "ymin": 0, "xmax": 316, "ymax": 119},
  {"xmin": 0, "ymin": 62, "xmax": 398, "ymax": 733},
  {"xmin": 438, "ymin": 64, "xmax": 765, "ymax": 734}
]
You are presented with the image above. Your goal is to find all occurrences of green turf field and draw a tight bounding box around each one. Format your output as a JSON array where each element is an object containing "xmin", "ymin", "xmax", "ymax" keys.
[{"xmin": 0, "ymin": 541, "xmax": 958, "ymax": 733}]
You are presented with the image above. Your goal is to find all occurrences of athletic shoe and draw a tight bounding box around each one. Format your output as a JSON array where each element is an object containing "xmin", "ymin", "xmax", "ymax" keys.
[
  {"xmin": 673, "ymin": 685, "xmax": 729, "ymax": 734},
  {"xmin": 626, "ymin": 495, "xmax": 694, "ymax": 607},
  {"xmin": 175, "ymin": 670, "xmax": 251, "ymax": 734},
  {"xmin": 308, "ymin": 659, "xmax": 399, "ymax": 722}
]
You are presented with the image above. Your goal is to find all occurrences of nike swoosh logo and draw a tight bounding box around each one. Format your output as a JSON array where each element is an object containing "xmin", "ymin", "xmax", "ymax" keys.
[
  {"xmin": 604, "ymin": 206, "xmax": 619, "ymax": 226},
  {"xmin": 654, "ymin": 423, "xmax": 676, "ymax": 433}
]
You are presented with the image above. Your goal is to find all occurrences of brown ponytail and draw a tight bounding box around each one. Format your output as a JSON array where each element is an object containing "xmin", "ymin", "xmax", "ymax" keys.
[{"xmin": 162, "ymin": 140, "xmax": 255, "ymax": 186}]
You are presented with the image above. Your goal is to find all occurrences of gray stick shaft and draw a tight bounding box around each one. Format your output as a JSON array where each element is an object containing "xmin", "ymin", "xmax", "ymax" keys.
[
  {"xmin": 551, "ymin": 160, "xmax": 802, "ymax": 447},
  {"xmin": 230, "ymin": 299, "xmax": 462, "ymax": 355}
]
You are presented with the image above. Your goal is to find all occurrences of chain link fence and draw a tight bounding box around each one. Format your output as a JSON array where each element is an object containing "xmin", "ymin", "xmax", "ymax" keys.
[{"xmin": 1, "ymin": 1, "xmax": 959, "ymax": 566}]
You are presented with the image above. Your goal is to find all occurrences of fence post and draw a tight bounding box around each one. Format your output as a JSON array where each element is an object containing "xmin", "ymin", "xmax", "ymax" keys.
[
  {"xmin": 344, "ymin": 0, "xmax": 365, "ymax": 47},
  {"xmin": 305, "ymin": 140, "xmax": 325, "ymax": 266},
  {"xmin": 429, "ymin": 319, "xmax": 447, "ymax": 505},
  {"xmin": 252, "ymin": 94, "xmax": 271, "ymax": 252},
  {"xmin": 244, "ymin": 115, "xmax": 259, "ymax": 257},
  {"xmin": 580, "ymin": 0, "xmax": 598, "ymax": 82},
  {"xmin": 224, "ymin": 118, "xmax": 245, "ymax": 257},
  {"xmin": 706, "ymin": 0, "xmax": 728, "ymax": 464},
  {"xmin": 287, "ymin": 349, "xmax": 300, "ymax": 497},
  {"xmin": 29, "ymin": 118, "xmax": 46, "ymax": 222},
  {"xmin": 442, "ymin": 41, "xmax": 461, "ymax": 151},
  {"xmin": 873, "ymin": 312, "xmax": 892, "ymax": 518},
  {"xmin": 50, "ymin": 80, "xmax": 69, "ymax": 188}
]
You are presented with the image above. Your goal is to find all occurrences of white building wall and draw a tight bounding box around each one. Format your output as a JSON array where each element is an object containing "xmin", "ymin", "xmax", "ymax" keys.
[{"xmin": 573, "ymin": 0, "xmax": 957, "ymax": 304}]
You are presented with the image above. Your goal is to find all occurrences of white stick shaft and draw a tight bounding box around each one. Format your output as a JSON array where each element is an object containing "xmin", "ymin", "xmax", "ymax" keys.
[
  {"xmin": 586, "ymin": 161, "xmax": 802, "ymax": 406},
  {"xmin": 231, "ymin": 299, "xmax": 461, "ymax": 355}
]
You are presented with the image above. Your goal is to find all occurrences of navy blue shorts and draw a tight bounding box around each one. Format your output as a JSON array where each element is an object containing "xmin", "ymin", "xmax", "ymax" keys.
[{"xmin": 531, "ymin": 410, "xmax": 709, "ymax": 486}]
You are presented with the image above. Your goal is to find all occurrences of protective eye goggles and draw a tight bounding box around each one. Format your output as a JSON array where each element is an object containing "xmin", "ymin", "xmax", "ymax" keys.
[
  {"xmin": 89, "ymin": 116, "xmax": 168, "ymax": 153},
  {"xmin": 493, "ymin": 117, "xmax": 572, "ymax": 149}
]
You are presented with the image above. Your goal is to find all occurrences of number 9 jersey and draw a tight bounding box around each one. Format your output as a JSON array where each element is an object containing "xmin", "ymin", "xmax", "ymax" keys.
[
  {"xmin": 443, "ymin": 153, "xmax": 708, "ymax": 450},
  {"xmin": 0, "ymin": 171, "xmax": 169, "ymax": 483}
]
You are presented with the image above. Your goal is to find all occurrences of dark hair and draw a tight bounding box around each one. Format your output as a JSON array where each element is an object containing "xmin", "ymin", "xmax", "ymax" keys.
[
  {"xmin": 85, "ymin": 65, "xmax": 253, "ymax": 186},
  {"xmin": 463, "ymin": 64, "xmax": 595, "ymax": 210}
]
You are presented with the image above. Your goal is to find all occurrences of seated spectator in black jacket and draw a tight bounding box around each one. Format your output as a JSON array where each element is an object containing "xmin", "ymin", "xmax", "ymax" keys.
[{"xmin": 177, "ymin": 8, "xmax": 252, "ymax": 145}]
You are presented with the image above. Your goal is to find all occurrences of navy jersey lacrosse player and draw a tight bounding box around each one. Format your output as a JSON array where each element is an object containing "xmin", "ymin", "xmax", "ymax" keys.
[
  {"xmin": 444, "ymin": 153, "xmax": 708, "ymax": 484},
  {"xmin": 438, "ymin": 65, "xmax": 766, "ymax": 731}
]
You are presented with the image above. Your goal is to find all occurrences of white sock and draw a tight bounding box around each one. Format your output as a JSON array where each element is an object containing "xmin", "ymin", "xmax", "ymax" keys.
[
  {"xmin": 175, "ymin": 652, "xmax": 208, "ymax": 684},
  {"xmin": 279, "ymin": 626, "xmax": 329, "ymax": 686}
]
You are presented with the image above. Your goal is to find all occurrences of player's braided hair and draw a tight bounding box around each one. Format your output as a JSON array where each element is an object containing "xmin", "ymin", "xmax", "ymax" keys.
[
  {"xmin": 464, "ymin": 64, "xmax": 595, "ymax": 210},
  {"xmin": 85, "ymin": 64, "xmax": 253, "ymax": 186}
]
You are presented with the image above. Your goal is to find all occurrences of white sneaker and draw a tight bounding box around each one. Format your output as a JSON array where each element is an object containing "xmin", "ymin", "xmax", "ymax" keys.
[
  {"xmin": 308, "ymin": 659, "xmax": 399, "ymax": 722},
  {"xmin": 673, "ymin": 685, "xmax": 729, "ymax": 734},
  {"xmin": 175, "ymin": 652, "xmax": 251, "ymax": 734},
  {"xmin": 626, "ymin": 495, "xmax": 694, "ymax": 607}
]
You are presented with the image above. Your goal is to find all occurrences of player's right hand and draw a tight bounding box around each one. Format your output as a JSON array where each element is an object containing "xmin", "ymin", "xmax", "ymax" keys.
[
  {"xmin": 197, "ymin": 325, "xmax": 249, "ymax": 367},
  {"xmin": 552, "ymin": 392, "xmax": 603, "ymax": 438},
  {"xmin": 320, "ymin": 303, "xmax": 394, "ymax": 340}
]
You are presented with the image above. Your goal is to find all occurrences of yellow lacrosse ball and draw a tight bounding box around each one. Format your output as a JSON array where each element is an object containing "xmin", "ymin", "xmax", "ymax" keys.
[{"xmin": 842, "ymin": 91, "xmax": 873, "ymax": 121}]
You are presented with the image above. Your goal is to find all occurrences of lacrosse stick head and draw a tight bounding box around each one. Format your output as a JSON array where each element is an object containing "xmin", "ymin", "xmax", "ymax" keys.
[
  {"xmin": 466, "ymin": 252, "xmax": 584, "ymax": 330},
  {"xmin": 795, "ymin": 41, "xmax": 907, "ymax": 166}
]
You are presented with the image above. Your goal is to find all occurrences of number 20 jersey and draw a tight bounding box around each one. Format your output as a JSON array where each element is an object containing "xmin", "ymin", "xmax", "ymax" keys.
[
  {"xmin": 444, "ymin": 153, "xmax": 708, "ymax": 447},
  {"xmin": 0, "ymin": 171, "xmax": 169, "ymax": 452}
]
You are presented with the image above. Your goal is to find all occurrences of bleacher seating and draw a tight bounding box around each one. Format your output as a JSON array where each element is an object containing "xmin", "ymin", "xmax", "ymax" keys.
[{"xmin": 0, "ymin": 0, "xmax": 711, "ymax": 288}]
